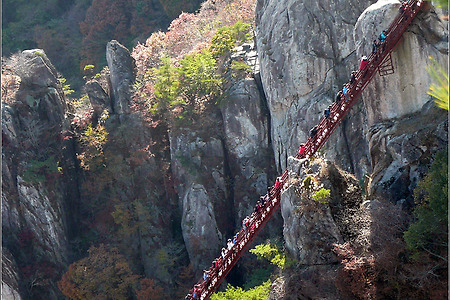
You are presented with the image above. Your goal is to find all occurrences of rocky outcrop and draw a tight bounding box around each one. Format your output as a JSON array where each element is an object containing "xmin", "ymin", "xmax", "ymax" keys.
[
  {"xmin": 278, "ymin": 156, "xmax": 364, "ymax": 299},
  {"xmin": 2, "ymin": 250, "xmax": 22, "ymax": 300},
  {"xmin": 2, "ymin": 49, "xmax": 78, "ymax": 298},
  {"xmin": 106, "ymin": 40, "xmax": 135, "ymax": 115},
  {"xmin": 221, "ymin": 42, "xmax": 276, "ymax": 222},
  {"xmin": 282, "ymin": 158, "xmax": 343, "ymax": 264},
  {"xmin": 355, "ymin": 0, "xmax": 448, "ymax": 125},
  {"xmin": 170, "ymin": 129, "xmax": 225, "ymax": 272},
  {"xmin": 85, "ymin": 80, "xmax": 111, "ymax": 117},
  {"xmin": 367, "ymin": 100, "xmax": 448, "ymax": 204},
  {"xmin": 170, "ymin": 43, "xmax": 280, "ymax": 274}
]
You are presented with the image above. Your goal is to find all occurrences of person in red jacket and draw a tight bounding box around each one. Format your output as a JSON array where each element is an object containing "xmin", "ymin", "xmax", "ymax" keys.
[
  {"xmin": 360, "ymin": 56, "xmax": 369, "ymax": 78},
  {"xmin": 298, "ymin": 144, "xmax": 306, "ymax": 157},
  {"xmin": 359, "ymin": 56, "xmax": 368, "ymax": 70}
]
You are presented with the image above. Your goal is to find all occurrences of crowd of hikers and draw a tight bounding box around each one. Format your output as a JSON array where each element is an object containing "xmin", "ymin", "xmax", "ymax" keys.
[{"xmin": 187, "ymin": 176, "xmax": 286, "ymax": 299}]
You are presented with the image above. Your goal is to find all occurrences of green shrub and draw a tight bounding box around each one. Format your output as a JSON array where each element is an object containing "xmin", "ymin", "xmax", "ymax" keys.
[
  {"xmin": 22, "ymin": 156, "xmax": 60, "ymax": 184},
  {"xmin": 427, "ymin": 56, "xmax": 449, "ymax": 111},
  {"xmin": 404, "ymin": 150, "xmax": 448, "ymax": 260},
  {"xmin": 313, "ymin": 188, "xmax": 331, "ymax": 204},
  {"xmin": 210, "ymin": 280, "xmax": 270, "ymax": 300},
  {"xmin": 249, "ymin": 243, "xmax": 286, "ymax": 269},
  {"xmin": 151, "ymin": 55, "xmax": 181, "ymax": 114},
  {"xmin": 302, "ymin": 175, "xmax": 313, "ymax": 190},
  {"xmin": 210, "ymin": 21, "xmax": 252, "ymax": 58},
  {"xmin": 58, "ymin": 78, "xmax": 75, "ymax": 96},
  {"xmin": 179, "ymin": 49, "xmax": 221, "ymax": 102}
]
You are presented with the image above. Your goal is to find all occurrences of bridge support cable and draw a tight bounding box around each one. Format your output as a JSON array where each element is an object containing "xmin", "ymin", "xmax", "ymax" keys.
[{"xmin": 186, "ymin": 1, "xmax": 425, "ymax": 298}]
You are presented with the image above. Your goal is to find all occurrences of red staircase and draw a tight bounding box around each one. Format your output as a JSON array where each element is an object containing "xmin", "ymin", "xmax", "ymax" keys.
[{"xmin": 186, "ymin": 1, "xmax": 426, "ymax": 299}]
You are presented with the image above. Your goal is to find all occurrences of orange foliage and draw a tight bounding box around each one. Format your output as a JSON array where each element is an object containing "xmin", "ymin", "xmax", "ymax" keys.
[
  {"xmin": 58, "ymin": 244, "xmax": 140, "ymax": 299},
  {"xmin": 79, "ymin": 0, "xmax": 130, "ymax": 71},
  {"xmin": 131, "ymin": 0, "xmax": 256, "ymax": 110},
  {"xmin": 136, "ymin": 278, "xmax": 165, "ymax": 300},
  {"xmin": 132, "ymin": 0, "xmax": 256, "ymax": 75},
  {"xmin": 1, "ymin": 62, "xmax": 21, "ymax": 104},
  {"xmin": 333, "ymin": 242, "xmax": 376, "ymax": 299}
]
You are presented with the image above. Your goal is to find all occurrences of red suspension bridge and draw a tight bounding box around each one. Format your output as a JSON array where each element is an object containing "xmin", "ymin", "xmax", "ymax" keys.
[{"xmin": 187, "ymin": 1, "xmax": 427, "ymax": 298}]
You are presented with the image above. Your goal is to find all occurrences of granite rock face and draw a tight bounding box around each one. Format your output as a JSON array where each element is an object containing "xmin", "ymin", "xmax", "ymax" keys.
[
  {"xmin": 170, "ymin": 129, "xmax": 226, "ymax": 272},
  {"xmin": 279, "ymin": 157, "xmax": 364, "ymax": 299},
  {"xmin": 355, "ymin": 0, "xmax": 448, "ymax": 125},
  {"xmin": 169, "ymin": 43, "xmax": 278, "ymax": 274},
  {"xmin": 255, "ymin": 0, "xmax": 376, "ymax": 180},
  {"xmin": 367, "ymin": 101, "xmax": 448, "ymax": 204},
  {"xmin": 106, "ymin": 40, "xmax": 135, "ymax": 115},
  {"xmin": 221, "ymin": 42, "xmax": 276, "ymax": 222},
  {"xmin": 2, "ymin": 49, "xmax": 76, "ymax": 298},
  {"xmin": 2, "ymin": 250, "xmax": 22, "ymax": 300}
]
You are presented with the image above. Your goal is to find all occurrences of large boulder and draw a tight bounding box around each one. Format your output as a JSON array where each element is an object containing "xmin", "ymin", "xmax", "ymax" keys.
[
  {"xmin": 169, "ymin": 130, "xmax": 226, "ymax": 273},
  {"xmin": 279, "ymin": 156, "xmax": 365, "ymax": 299},
  {"xmin": 367, "ymin": 101, "xmax": 448, "ymax": 204}
]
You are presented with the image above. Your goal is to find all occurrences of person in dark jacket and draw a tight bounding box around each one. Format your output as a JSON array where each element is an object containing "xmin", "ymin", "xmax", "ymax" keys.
[{"xmin": 372, "ymin": 40, "xmax": 380, "ymax": 53}]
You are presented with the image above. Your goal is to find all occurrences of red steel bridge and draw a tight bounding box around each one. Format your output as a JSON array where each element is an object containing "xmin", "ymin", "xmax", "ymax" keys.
[{"xmin": 187, "ymin": 1, "xmax": 427, "ymax": 298}]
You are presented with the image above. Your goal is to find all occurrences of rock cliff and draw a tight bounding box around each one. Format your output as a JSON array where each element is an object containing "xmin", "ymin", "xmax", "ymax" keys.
[
  {"xmin": 255, "ymin": 0, "xmax": 377, "ymax": 179},
  {"xmin": 2, "ymin": 0, "xmax": 448, "ymax": 298},
  {"xmin": 170, "ymin": 43, "xmax": 279, "ymax": 275},
  {"xmin": 2, "ymin": 49, "xmax": 77, "ymax": 299},
  {"xmin": 255, "ymin": 0, "xmax": 447, "ymax": 298}
]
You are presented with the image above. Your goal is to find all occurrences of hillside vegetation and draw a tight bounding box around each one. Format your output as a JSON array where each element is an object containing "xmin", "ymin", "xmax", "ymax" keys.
[{"xmin": 2, "ymin": 0, "xmax": 203, "ymax": 91}]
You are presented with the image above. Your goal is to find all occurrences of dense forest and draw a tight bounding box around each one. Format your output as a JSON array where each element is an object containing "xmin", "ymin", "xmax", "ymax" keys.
[{"xmin": 2, "ymin": 0, "xmax": 203, "ymax": 92}]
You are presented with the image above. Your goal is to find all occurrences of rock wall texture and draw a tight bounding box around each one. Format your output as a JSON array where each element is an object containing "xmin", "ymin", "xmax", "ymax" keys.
[
  {"xmin": 276, "ymin": 157, "xmax": 365, "ymax": 300},
  {"xmin": 106, "ymin": 40, "xmax": 136, "ymax": 115},
  {"xmin": 255, "ymin": 0, "xmax": 377, "ymax": 179},
  {"xmin": 355, "ymin": 0, "xmax": 448, "ymax": 125},
  {"xmin": 2, "ymin": 250, "xmax": 22, "ymax": 300},
  {"xmin": 2, "ymin": 49, "xmax": 76, "ymax": 299},
  {"xmin": 2, "ymin": 0, "xmax": 448, "ymax": 298},
  {"xmin": 170, "ymin": 43, "xmax": 279, "ymax": 275}
]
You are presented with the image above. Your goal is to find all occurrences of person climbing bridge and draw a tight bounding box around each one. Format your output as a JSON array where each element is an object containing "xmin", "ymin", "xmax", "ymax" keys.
[
  {"xmin": 192, "ymin": 285, "xmax": 201, "ymax": 299},
  {"xmin": 243, "ymin": 216, "xmax": 250, "ymax": 237},
  {"xmin": 379, "ymin": 30, "xmax": 387, "ymax": 43},
  {"xmin": 324, "ymin": 106, "xmax": 331, "ymax": 120},
  {"xmin": 274, "ymin": 177, "xmax": 282, "ymax": 190},
  {"xmin": 203, "ymin": 269, "xmax": 210, "ymax": 282},
  {"xmin": 309, "ymin": 125, "xmax": 319, "ymax": 140},
  {"xmin": 360, "ymin": 56, "xmax": 368, "ymax": 70},
  {"xmin": 255, "ymin": 200, "xmax": 262, "ymax": 213},
  {"xmin": 227, "ymin": 239, "xmax": 234, "ymax": 251},
  {"xmin": 343, "ymin": 84, "xmax": 350, "ymax": 102},
  {"xmin": 360, "ymin": 55, "xmax": 369, "ymax": 78},
  {"xmin": 350, "ymin": 71, "xmax": 357, "ymax": 84},
  {"xmin": 221, "ymin": 247, "xmax": 227, "ymax": 260},
  {"xmin": 335, "ymin": 90, "xmax": 343, "ymax": 104},
  {"xmin": 298, "ymin": 143, "xmax": 306, "ymax": 157},
  {"xmin": 372, "ymin": 40, "xmax": 380, "ymax": 54},
  {"xmin": 232, "ymin": 233, "xmax": 238, "ymax": 245}
]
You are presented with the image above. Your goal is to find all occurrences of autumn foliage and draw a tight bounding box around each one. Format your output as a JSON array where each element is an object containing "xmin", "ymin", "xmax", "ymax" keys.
[
  {"xmin": 58, "ymin": 244, "xmax": 140, "ymax": 299},
  {"xmin": 136, "ymin": 278, "xmax": 165, "ymax": 300}
]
